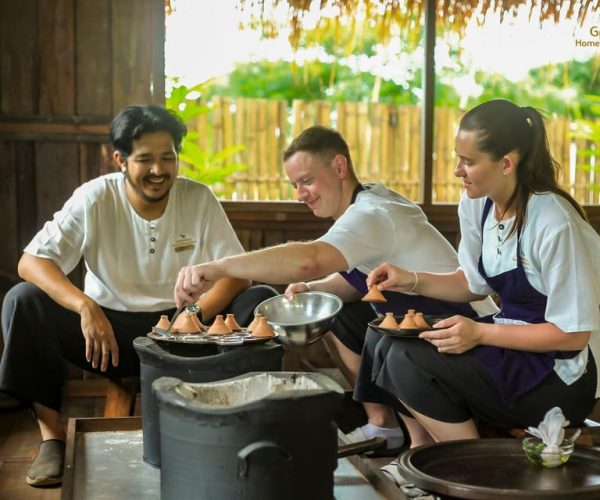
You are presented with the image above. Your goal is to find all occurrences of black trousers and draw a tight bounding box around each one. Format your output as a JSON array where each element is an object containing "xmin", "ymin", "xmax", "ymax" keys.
[
  {"xmin": 0, "ymin": 282, "xmax": 277, "ymax": 411},
  {"xmin": 358, "ymin": 327, "xmax": 597, "ymax": 428},
  {"xmin": 333, "ymin": 299, "xmax": 478, "ymax": 414}
]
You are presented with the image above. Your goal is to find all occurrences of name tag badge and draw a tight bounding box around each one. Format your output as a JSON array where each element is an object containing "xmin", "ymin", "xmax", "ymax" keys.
[{"xmin": 173, "ymin": 234, "xmax": 196, "ymax": 253}]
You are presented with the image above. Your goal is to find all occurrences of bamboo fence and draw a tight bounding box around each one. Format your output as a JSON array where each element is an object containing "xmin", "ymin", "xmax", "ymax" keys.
[{"xmin": 189, "ymin": 97, "xmax": 599, "ymax": 204}]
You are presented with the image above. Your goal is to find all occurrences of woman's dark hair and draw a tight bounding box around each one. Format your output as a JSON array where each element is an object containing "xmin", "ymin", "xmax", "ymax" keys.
[
  {"xmin": 459, "ymin": 99, "xmax": 587, "ymax": 234},
  {"xmin": 110, "ymin": 105, "xmax": 187, "ymax": 158},
  {"xmin": 283, "ymin": 125, "xmax": 356, "ymax": 175}
]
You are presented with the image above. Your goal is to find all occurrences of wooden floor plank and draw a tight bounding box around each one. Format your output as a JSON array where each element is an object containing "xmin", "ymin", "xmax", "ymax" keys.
[
  {"xmin": 0, "ymin": 396, "xmax": 107, "ymax": 499},
  {"xmin": 0, "ymin": 461, "xmax": 61, "ymax": 500},
  {"xmin": 0, "ymin": 409, "xmax": 39, "ymax": 461}
]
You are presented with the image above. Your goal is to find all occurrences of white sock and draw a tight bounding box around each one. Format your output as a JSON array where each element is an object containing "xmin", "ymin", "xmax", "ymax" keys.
[{"xmin": 361, "ymin": 423, "xmax": 404, "ymax": 449}]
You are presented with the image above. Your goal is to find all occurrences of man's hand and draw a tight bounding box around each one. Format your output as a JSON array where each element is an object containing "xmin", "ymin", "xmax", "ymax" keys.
[
  {"xmin": 284, "ymin": 282, "xmax": 310, "ymax": 301},
  {"xmin": 78, "ymin": 300, "xmax": 119, "ymax": 371},
  {"xmin": 175, "ymin": 263, "xmax": 223, "ymax": 307}
]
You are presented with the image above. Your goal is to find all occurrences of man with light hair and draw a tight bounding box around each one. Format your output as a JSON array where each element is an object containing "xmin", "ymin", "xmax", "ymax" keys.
[{"xmin": 175, "ymin": 125, "xmax": 497, "ymax": 454}]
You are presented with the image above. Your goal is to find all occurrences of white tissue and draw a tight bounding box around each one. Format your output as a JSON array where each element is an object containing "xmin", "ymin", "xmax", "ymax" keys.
[{"xmin": 526, "ymin": 407, "xmax": 569, "ymax": 466}]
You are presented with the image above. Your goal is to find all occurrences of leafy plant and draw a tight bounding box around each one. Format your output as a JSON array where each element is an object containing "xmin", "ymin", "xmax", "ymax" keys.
[{"xmin": 166, "ymin": 79, "xmax": 247, "ymax": 193}]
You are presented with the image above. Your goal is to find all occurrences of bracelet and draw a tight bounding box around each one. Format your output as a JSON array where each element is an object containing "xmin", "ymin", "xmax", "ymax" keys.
[{"xmin": 407, "ymin": 271, "xmax": 419, "ymax": 293}]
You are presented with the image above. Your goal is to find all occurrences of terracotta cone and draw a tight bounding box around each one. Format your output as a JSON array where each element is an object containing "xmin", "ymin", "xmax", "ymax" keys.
[
  {"xmin": 190, "ymin": 314, "xmax": 204, "ymax": 331},
  {"xmin": 361, "ymin": 286, "xmax": 387, "ymax": 303},
  {"xmin": 379, "ymin": 312, "xmax": 399, "ymax": 329},
  {"xmin": 414, "ymin": 312, "xmax": 429, "ymax": 329},
  {"xmin": 252, "ymin": 317, "xmax": 275, "ymax": 338},
  {"xmin": 208, "ymin": 315, "xmax": 232, "ymax": 335},
  {"xmin": 224, "ymin": 313, "xmax": 242, "ymax": 332},
  {"xmin": 399, "ymin": 313, "xmax": 418, "ymax": 329},
  {"xmin": 247, "ymin": 314, "xmax": 262, "ymax": 332},
  {"xmin": 154, "ymin": 315, "xmax": 170, "ymax": 330},
  {"xmin": 172, "ymin": 313, "xmax": 202, "ymax": 334}
]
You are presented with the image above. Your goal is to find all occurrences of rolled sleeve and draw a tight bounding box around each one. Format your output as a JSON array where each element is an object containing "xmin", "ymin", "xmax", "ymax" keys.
[{"xmin": 24, "ymin": 188, "xmax": 87, "ymax": 275}]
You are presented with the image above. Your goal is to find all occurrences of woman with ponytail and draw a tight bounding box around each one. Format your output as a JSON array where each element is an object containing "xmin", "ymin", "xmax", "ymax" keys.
[{"xmin": 363, "ymin": 99, "xmax": 600, "ymax": 447}]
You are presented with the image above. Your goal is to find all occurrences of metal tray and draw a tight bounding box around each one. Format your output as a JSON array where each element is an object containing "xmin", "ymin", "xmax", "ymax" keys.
[
  {"xmin": 61, "ymin": 417, "xmax": 395, "ymax": 500},
  {"xmin": 147, "ymin": 329, "xmax": 278, "ymax": 346},
  {"xmin": 368, "ymin": 314, "xmax": 445, "ymax": 337},
  {"xmin": 397, "ymin": 438, "xmax": 600, "ymax": 499}
]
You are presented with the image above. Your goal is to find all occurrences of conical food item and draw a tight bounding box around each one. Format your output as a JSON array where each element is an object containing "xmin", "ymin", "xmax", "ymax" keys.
[
  {"xmin": 224, "ymin": 313, "xmax": 242, "ymax": 332},
  {"xmin": 252, "ymin": 317, "xmax": 275, "ymax": 338},
  {"xmin": 154, "ymin": 315, "xmax": 170, "ymax": 330},
  {"xmin": 414, "ymin": 312, "xmax": 429, "ymax": 329},
  {"xmin": 399, "ymin": 313, "xmax": 418, "ymax": 329},
  {"xmin": 379, "ymin": 312, "xmax": 399, "ymax": 329},
  {"xmin": 247, "ymin": 313, "xmax": 263, "ymax": 332},
  {"xmin": 361, "ymin": 286, "xmax": 387, "ymax": 303},
  {"xmin": 190, "ymin": 314, "xmax": 204, "ymax": 332},
  {"xmin": 207, "ymin": 315, "xmax": 232, "ymax": 335},
  {"xmin": 171, "ymin": 313, "xmax": 202, "ymax": 334},
  {"xmin": 407, "ymin": 309, "xmax": 416, "ymax": 316}
]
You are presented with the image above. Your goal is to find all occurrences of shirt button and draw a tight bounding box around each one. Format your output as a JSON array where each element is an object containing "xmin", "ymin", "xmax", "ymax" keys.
[
  {"xmin": 149, "ymin": 248, "xmax": 155, "ymax": 254},
  {"xmin": 150, "ymin": 237, "xmax": 156, "ymax": 242}
]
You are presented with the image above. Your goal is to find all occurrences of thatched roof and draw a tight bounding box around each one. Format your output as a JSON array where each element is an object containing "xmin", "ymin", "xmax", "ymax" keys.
[{"xmin": 234, "ymin": 0, "xmax": 596, "ymax": 48}]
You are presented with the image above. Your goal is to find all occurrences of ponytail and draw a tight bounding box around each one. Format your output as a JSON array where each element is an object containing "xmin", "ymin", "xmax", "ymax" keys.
[{"xmin": 459, "ymin": 100, "xmax": 587, "ymax": 237}]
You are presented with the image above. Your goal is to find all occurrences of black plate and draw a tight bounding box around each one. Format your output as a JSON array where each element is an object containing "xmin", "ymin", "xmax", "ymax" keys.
[
  {"xmin": 368, "ymin": 314, "xmax": 445, "ymax": 337},
  {"xmin": 398, "ymin": 438, "xmax": 600, "ymax": 499}
]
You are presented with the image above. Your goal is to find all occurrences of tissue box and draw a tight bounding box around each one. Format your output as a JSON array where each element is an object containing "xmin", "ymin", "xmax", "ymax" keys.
[{"xmin": 522, "ymin": 437, "xmax": 574, "ymax": 468}]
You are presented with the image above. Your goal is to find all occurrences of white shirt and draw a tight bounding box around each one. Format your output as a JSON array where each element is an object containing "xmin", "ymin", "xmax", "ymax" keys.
[
  {"xmin": 24, "ymin": 172, "xmax": 244, "ymax": 312},
  {"xmin": 458, "ymin": 192, "xmax": 600, "ymax": 396},
  {"xmin": 319, "ymin": 183, "xmax": 498, "ymax": 315}
]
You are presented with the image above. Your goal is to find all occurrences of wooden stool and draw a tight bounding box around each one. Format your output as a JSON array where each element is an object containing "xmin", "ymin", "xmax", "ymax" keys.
[
  {"xmin": 104, "ymin": 377, "xmax": 140, "ymax": 417},
  {"xmin": 63, "ymin": 376, "xmax": 140, "ymax": 416}
]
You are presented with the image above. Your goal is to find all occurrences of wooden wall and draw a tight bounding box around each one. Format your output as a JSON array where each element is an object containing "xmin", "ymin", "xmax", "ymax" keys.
[{"xmin": 0, "ymin": 0, "xmax": 165, "ymax": 292}]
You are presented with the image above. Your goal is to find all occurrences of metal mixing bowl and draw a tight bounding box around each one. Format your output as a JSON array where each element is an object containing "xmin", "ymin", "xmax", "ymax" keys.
[{"xmin": 254, "ymin": 291, "xmax": 343, "ymax": 346}]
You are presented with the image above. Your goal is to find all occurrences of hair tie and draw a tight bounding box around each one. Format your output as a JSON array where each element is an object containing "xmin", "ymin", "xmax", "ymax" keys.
[{"xmin": 521, "ymin": 106, "xmax": 533, "ymax": 127}]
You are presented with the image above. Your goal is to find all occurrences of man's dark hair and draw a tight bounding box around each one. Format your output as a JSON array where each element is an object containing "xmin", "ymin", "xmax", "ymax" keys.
[
  {"xmin": 283, "ymin": 125, "xmax": 354, "ymax": 171},
  {"xmin": 110, "ymin": 105, "xmax": 187, "ymax": 158}
]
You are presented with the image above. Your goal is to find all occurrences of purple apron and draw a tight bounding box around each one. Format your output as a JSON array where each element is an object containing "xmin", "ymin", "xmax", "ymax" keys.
[{"xmin": 476, "ymin": 198, "xmax": 578, "ymax": 401}]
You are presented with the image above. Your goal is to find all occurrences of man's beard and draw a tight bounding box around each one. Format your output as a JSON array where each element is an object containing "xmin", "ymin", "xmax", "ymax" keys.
[{"xmin": 124, "ymin": 169, "xmax": 171, "ymax": 203}]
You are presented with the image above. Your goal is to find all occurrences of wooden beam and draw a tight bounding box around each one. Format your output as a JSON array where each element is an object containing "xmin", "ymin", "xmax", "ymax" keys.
[
  {"xmin": 421, "ymin": 0, "xmax": 436, "ymax": 207},
  {"xmin": 0, "ymin": 122, "xmax": 108, "ymax": 136}
]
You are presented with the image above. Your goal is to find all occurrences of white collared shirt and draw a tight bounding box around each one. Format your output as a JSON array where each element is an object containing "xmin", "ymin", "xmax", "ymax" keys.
[
  {"xmin": 318, "ymin": 183, "xmax": 497, "ymax": 316},
  {"xmin": 24, "ymin": 173, "xmax": 244, "ymax": 312}
]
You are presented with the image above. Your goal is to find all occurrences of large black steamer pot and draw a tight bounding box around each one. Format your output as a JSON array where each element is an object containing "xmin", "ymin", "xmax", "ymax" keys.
[
  {"xmin": 133, "ymin": 336, "xmax": 283, "ymax": 467},
  {"xmin": 153, "ymin": 372, "xmax": 344, "ymax": 500}
]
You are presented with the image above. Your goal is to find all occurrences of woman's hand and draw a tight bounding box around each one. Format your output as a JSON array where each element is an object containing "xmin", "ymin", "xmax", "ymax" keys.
[
  {"xmin": 367, "ymin": 262, "xmax": 417, "ymax": 292},
  {"xmin": 79, "ymin": 299, "xmax": 119, "ymax": 371},
  {"xmin": 284, "ymin": 282, "xmax": 310, "ymax": 301},
  {"xmin": 419, "ymin": 315, "xmax": 483, "ymax": 354}
]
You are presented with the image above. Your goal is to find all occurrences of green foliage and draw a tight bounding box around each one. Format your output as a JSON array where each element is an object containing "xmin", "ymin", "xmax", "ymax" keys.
[
  {"xmin": 200, "ymin": 37, "xmax": 598, "ymax": 119},
  {"xmin": 571, "ymin": 95, "xmax": 600, "ymax": 192},
  {"xmin": 205, "ymin": 59, "xmax": 456, "ymax": 105},
  {"xmin": 165, "ymin": 79, "xmax": 247, "ymax": 192},
  {"xmin": 470, "ymin": 60, "xmax": 599, "ymax": 118}
]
